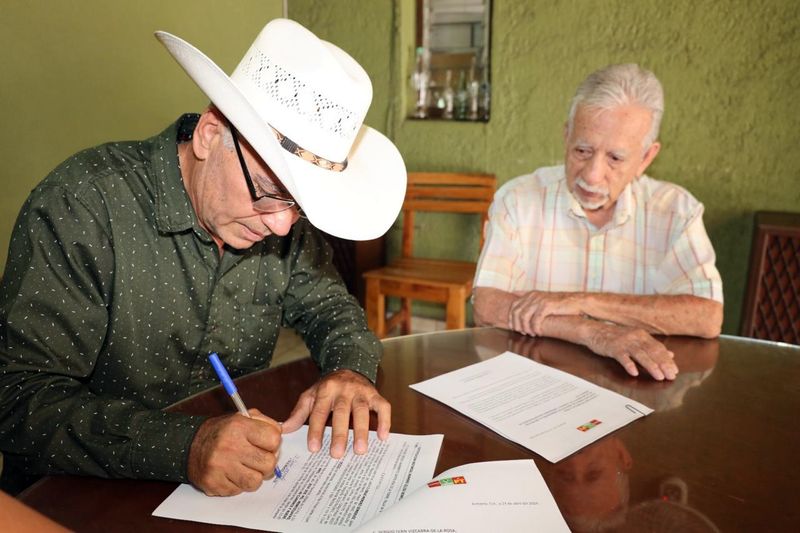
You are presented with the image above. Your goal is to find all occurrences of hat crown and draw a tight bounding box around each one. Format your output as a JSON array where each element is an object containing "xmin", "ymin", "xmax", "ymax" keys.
[{"xmin": 231, "ymin": 19, "xmax": 372, "ymax": 162}]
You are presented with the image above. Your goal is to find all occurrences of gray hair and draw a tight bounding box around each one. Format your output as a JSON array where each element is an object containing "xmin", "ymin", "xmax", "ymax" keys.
[
  {"xmin": 219, "ymin": 122, "xmax": 235, "ymax": 150},
  {"xmin": 206, "ymin": 104, "xmax": 236, "ymax": 150},
  {"xmin": 567, "ymin": 64, "xmax": 664, "ymax": 150}
]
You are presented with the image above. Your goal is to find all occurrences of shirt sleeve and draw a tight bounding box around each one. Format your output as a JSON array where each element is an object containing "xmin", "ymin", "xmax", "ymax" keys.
[
  {"xmin": 280, "ymin": 223, "xmax": 382, "ymax": 382},
  {"xmin": 474, "ymin": 186, "xmax": 523, "ymax": 292},
  {"xmin": 0, "ymin": 186, "xmax": 204, "ymax": 487},
  {"xmin": 654, "ymin": 202, "xmax": 724, "ymax": 303}
]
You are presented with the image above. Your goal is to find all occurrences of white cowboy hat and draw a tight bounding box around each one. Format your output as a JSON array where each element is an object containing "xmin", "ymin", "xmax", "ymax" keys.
[{"xmin": 155, "ymin": 18, "xmax": 406, "ymax": 240}]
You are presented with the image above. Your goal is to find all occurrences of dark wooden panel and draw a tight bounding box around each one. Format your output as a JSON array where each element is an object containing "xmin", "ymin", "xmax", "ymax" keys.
[
  {"xmin": 321, "ymin": 232, "xmax": 385, "ymax": 306},
  {"xmin": 740, "ymin": 211, "xmax": 800, "ymax": 344}
]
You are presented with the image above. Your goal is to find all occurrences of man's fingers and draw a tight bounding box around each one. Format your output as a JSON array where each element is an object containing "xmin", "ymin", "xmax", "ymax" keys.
[
  {"xmin": 231, "ymin": 464, "xmax": 269, "ymax": 493},
  {"xmin": 203, "ymin": 474, "xmax": 241, "ymax": 497},
  {"xmin": 510, "ymin": 295, "xmax": 548, "ymax": 337},
  {"xmin": 509, "ymin": 303, "xmax": 521, "ymax": 333},
  {"xmin": 329, "ymin": 399, "xmax": 352, "ymax": 458},
  {"xmin": 189, "ymin": 414, "xmax": 277, "ymax": 496},
  {"xmin": 281, "ymin": 390, "xmax": 316, "ymax": 434},
  {"xmin": 248, "ymin": 408, "xmax": 281, "ymax": 428},
  {"xmin": 306, "ymin": 394, "xmax": 334, "ymax": 453},
  {"xmin": 655, "ymin": 352, "xmax": 678, "ymax": 381},
  {"xmin": 613, "ymin": 352, "xmax": 639, "ymax": 377},
  {"xmin": 511, "ymin": 305, "xmax": 534, "ymax": 336},
  {"xmin": 375, "ymin": 396, "xmax": 392, "ymax": 441},
  {"xmin": 636, "ymin": 341, "xmax": 677, "ymax": 381},
  {"xmin": 531, "ymin": 312, "xmax": 545, "ymax": 336},
  {"xmin": 628, "ymin": 346, "xmax": 679, "ymax": 381},
  {"xmin": 634, "ymin": 351, "xmax": 665, "ymax": 381},
  {"xmin": 350, "ymin": 396, "xmax": 371, "ymax": 454},
  {"xmin": 592, "ymin": 325, "xmax": 681, "ymax": 381},
  {"xmin": 245, "ymin": 412, "xmax": 282, "ymax": 449},
  {"xmin": 239, "ymin": 448, "xmax": 278, "ymax": 479},
  {"xmin": 661, "ymin": 363, "xmax": 678, "ymax": 381}
]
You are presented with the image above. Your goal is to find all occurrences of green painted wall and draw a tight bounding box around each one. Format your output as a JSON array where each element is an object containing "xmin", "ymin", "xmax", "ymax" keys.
[
  {"xmin": 0, "ymin": 0, "xmax": 283, "ymax": 266},
  {"xmin": 2, "ymin": 1, "xmax": 798, "ymax": 335},
  {"xmin": 292, "ymin": 0, "xmax": 800, "ymax": 335}
]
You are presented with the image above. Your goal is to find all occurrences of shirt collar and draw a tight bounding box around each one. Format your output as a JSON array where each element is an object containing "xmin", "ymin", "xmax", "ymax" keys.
[{"xmin": 151, "ymin": 114, "xmax": 208, "ymax": 237}]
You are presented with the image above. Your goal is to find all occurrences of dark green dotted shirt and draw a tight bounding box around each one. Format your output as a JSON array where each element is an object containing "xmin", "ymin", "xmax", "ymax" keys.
[{"xmin": 0, "ymin": 114, "xmax": 382, "ymax": 492}]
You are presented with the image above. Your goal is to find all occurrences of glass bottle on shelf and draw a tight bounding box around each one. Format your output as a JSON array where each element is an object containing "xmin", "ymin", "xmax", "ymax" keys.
[
  {"xmin": 434, "ymin": 89, "xmax": 445, "ymax": 114},
  {"xmin": 412, "ymin": 46, "xmax": 430, "ymax": 118},
  {"xmin": 443, "ymin": 69, "xmax": 455, "ymax": 119},
  {"xmin": 479, "ymin": 67, "xmax": 491, "ymax": 121},
  {"xmin": 468, "ymin": 61, "xmax": 480, "ymax": 121},
  {"xmin": 454, "ymin": 69, "xmax": 468, "ymax": 120}
]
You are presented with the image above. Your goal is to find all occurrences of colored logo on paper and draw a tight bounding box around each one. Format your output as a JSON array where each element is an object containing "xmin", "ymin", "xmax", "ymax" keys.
[
  {"xmin": 577, "ymin": 419, "xmax": 602, "ymax": 432},
  {"xmin": 427, "ymin": 476, "xmax": 467, "ymax": 488}
]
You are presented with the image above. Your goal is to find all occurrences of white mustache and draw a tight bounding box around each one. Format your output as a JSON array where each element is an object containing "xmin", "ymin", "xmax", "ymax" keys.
[
  {"xmin": 575, "ymin": 177, "xmax": 609, "ymax": 196},
  {"xmin": 572, "ymin": 177, "xmax": 609, "ymax": 210}
]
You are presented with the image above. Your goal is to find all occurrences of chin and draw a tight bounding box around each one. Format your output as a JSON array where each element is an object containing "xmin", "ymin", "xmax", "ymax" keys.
[
  {"xmin": 223, "ymin": 236, "xmax": 259, "ymax": 250},
  {"xmin": 576, "ymin": 196, "xmax": 608, "ymax": 211},
  {"xmin": 581, "ymin": 202, "xmax": 608, "ymax": 211}
]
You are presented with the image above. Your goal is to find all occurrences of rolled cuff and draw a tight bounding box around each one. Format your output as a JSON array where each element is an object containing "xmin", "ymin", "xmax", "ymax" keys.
[{"xmin": 129, "ymin": 411, "xmax": 207, "ymax": 483}]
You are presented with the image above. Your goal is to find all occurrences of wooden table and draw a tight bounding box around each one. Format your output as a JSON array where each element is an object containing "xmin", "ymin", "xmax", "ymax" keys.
[{"xmin": 18, "ymin": 328, "xmax": 800, "ymax": 532}]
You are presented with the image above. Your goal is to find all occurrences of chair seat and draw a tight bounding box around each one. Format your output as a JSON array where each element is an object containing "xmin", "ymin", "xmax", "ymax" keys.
[{"xmin": 363, "ymin": 258, "xmax": 476, "ymax": 337}]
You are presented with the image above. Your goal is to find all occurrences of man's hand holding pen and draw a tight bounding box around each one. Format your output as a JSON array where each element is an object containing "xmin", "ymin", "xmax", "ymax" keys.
[
  {"xmin": 189, "ymin": 353, "xmax": 283, "ymax": 496},
  {"xmin": 188, "ymin": 409, "xmax": 282, "ymax": 496}
]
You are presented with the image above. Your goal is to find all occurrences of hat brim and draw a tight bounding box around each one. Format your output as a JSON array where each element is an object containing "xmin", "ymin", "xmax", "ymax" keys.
[{"xmin": 155, "ymin": 30, "xmax": 406, "ymax": 241}]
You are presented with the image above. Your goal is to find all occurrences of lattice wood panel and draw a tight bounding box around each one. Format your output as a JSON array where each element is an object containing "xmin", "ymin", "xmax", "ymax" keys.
[{"xmin": 741, "ymin": 212, "xmax": 800, "ymax": 345}]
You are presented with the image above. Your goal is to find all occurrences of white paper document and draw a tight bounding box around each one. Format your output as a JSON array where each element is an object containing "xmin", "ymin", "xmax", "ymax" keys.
[
  {"xmin": 410, "ymin": 351, "xmax": 653, "ymax": 462},
  {"xmin": 356, "ymin": 459, "xmax": 570, "ymax": 532},
  {"xmin": 153, "ymin": 426, "xmax": 443, "ymax": 532}
]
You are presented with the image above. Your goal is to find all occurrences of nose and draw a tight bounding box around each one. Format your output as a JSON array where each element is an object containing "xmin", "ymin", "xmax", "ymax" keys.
[
  {"xmin": 261, "ymin": 208, "xmax": 300, "ymax": 237},
  {"xmin": 583, "ymin": 153, "xmax": 605, "ymax": 185}
]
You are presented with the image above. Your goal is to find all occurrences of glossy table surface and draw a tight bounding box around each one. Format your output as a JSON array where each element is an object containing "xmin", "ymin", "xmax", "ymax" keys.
[{"xmin": 19, "ymin": 328, "xmax": 800, "ymax": 532}]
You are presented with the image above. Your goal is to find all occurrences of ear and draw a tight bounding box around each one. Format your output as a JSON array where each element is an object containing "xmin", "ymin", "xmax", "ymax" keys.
[
  {"xmin": 636, "ymin": 141, "xmax": 661, "ymax": 177},
  {"xmin": 191, "ymin": 107, "xmax": 226, "ymax": 161},
  {"xmin": 563, "ymin": 121, "xmax": 570, "ymax": 144}
]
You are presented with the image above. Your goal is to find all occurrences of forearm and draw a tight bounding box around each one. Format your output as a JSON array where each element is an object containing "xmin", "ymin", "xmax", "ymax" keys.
[
  {"xmin": 283, "ymin": 226, "xmax": 382, "ymax": 382},
  {"xmin": 286, "ymin": 283, "xmax": 381, "ymax": 382},
  {"xmin": 474, "ymin": 287, "xmax": 678, "ymax": 380},
  {"xmin": 474, "ymin": 288, "xmax": 604, "ymax": 347},
  {"xmin": 580, "ymin": 293, "xmax": 722, "ymax": 338},
  {"xmin": 473, "ymin": 287, "xmax": 515, "ymax": 329},
  {"xmin": 0, "ymin": 368, "xmax": 205, "ymax": 482}
]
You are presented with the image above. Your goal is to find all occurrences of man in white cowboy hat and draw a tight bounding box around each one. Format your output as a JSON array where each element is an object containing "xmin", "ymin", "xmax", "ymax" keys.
[{"xmin": 0, "ymin": 19, "xmax": 406, "ymax": 496}]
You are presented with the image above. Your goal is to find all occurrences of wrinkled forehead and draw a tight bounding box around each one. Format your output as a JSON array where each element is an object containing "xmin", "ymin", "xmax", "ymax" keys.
[{"xmin": 568, "ymin": 104, "xmax": 653, "ymax": 150}]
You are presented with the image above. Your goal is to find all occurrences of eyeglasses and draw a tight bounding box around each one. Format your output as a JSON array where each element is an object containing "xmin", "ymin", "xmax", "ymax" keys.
[{"xmin": 228, "ymin": 121, "xmax": 301, "ymax": 215}]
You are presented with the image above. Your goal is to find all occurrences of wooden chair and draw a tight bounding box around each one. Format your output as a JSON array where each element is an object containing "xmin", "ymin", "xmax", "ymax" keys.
[
  {"xmin": 363, "ymin": 172, "xmax": 496, "ymax": 338},
  {"xmin": 740, "ymin": 211, "xmax": 800, "ymax": 345}
]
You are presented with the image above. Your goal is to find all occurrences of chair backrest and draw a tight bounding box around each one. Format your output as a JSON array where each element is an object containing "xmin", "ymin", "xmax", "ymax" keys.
[
  {"xmin": 740, "ymin": 211, "xmax": 800, "ymax": 345},
  {"xmin": 401, "ymin": 172, "xmax": 496, "ymax": 258}
]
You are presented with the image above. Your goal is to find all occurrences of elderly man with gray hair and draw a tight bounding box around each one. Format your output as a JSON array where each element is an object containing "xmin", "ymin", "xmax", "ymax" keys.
[{"xmin": 473, "ymin": 63, "xmax": 723, "ymax": 381}]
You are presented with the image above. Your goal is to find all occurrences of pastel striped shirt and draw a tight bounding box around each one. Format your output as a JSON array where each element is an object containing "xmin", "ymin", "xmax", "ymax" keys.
[{"xmin": 474, "ymin": 165, "xmax": 723, "ymax": 302}]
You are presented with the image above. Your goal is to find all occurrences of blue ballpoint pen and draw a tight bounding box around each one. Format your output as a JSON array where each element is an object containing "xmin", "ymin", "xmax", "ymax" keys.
[{"xmin": 208, "ymin": 352, "xmax": 282, "ymax": 479}]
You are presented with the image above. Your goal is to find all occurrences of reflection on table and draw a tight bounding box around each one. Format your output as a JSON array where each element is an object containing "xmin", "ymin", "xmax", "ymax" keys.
[{"xmin": 18, "ymin": 328, "xmax": 800, "ymax": 532}]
